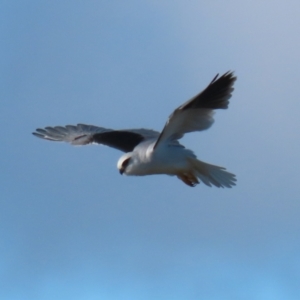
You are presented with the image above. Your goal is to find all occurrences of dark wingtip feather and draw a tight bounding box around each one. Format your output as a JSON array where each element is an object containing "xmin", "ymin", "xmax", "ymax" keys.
[
  {"xmin": 32, "ymin": 129, "xmax": 60, "ymax": 141},
  {"xmin": 182, "ymin": 71, "xmax": 237, "ymax": 110},
  {"xmin": 201, "ymin": 71, "xmax": 236, "ymax": 109},
  {"xmin": 32, "ymin": 131, "xmax": 42, "ymax": 138}
]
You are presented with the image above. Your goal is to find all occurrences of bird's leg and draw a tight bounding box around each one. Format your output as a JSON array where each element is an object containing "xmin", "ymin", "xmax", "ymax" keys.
[{"xmin": 177, "ymin": 173, "xmax": 199, "ymax": 187}]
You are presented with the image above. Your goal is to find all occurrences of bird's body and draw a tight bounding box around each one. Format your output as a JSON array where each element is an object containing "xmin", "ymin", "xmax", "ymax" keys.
[
  {"xmin": 33, "ymin": 71, "xmax": 237, "ymax": 188},
  {"xmin": 121, "ymin": 140, "xmax": 194, "ymax": 176}
]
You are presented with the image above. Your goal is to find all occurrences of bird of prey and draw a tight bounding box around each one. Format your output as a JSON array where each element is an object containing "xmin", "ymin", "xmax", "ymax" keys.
[{"xmin": 33, "ymin": 71, "xmax": 237, "ymax": 188}]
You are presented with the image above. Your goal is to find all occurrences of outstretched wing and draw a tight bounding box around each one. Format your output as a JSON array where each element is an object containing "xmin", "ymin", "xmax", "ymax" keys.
[
  {"xmin": 33, "ymin": 124, "xmax": 159, "ymax": 152},
  {"xmin": 154, "ymin": 71, "xmax": 236, "ymax": 149}
]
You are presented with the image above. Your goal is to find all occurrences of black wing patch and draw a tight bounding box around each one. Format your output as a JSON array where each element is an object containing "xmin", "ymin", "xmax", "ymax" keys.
[
  {"xmin": 93, "ymin": 131, "xmax": 145, "ymax": 152},
  {"xmin": 181, "ymin": 71, "xmax": 236, "ymax": 110}
]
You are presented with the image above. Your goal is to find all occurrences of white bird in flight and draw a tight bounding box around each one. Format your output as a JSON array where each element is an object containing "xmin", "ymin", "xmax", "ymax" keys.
[{"xmin": 33, "ymin": 71, "xmax": 237, "ymax": 188}]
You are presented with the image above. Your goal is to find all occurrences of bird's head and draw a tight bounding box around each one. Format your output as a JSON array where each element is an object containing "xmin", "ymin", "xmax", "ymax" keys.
[{"xmin": 117, "ymin": 153, "xmax": 133, "ymax": 175}]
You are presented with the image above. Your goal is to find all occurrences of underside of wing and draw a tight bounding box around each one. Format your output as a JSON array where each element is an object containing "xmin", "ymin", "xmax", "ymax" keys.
[
  {"xmin": 33, "ymin": 124, "xmax": 159, "ymax": 152},
  {"xmin": 154, "ymin": 71, "xmax": 236, "ymax": 149},
  {"xmin": 92, "ymin": 129, "xmax": 159, "ymax": 152},
  {"xmin": 33, "ymin": 124, "xmax": 106, "ymax": 144}
]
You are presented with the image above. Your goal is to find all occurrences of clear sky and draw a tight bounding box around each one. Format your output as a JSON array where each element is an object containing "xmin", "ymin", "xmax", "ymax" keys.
[{"xmin": 1, "ymin": 1, "xmax": 300, "ymax": 299}]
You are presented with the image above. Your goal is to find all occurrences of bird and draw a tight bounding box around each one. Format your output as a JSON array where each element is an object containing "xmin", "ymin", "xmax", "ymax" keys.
[{"xmin": 33, "ymin": 71, "xmax": 237, "ymax": 188}]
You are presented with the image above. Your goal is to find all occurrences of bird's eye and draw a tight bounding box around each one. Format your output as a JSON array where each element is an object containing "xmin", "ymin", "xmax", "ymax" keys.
[{"xmin": 122, "ymin": 158, "xmax": 130, "ymax": 169}]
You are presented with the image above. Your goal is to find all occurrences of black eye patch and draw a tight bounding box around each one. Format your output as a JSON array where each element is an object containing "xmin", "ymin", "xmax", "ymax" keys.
[{"xmin": 122, "ymin": 157, "xmax": 131, "ymax": 169}]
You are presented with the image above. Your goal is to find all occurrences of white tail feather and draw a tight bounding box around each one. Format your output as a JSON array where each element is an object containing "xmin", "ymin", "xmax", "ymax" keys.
[{"xmin": 188, "ymin": 158, "xmax": 236, "ymax": 188}]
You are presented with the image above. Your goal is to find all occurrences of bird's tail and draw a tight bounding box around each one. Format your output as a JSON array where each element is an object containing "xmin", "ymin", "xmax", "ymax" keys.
[{"xmin": 188, "ymin": 157, "xmax": 236, "ymax": 188}]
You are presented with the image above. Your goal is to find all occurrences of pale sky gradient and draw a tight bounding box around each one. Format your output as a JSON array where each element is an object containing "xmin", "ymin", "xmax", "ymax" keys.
[{"xmin": 1, "ymin": 1, "xmax": 300, "ymax": 299}]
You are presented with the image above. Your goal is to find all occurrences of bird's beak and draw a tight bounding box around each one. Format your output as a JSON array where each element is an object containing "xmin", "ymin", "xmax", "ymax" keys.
[{"xmin": 119, "ymin": 168, "xmax": 124, "ymax": 175}]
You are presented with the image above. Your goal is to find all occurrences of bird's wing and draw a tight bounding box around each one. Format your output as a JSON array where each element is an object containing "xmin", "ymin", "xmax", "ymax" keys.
[
  {"xmin": 33, "ymin": 124, "xmax": 159, "ymax": 152},
  {"xmin": 154, "ymin": 71, "xmax": 236, "ymax": 149}
]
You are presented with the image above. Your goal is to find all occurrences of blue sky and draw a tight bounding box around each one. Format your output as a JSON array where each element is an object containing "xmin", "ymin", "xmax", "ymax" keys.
[{"xmin": 1, "ymin": 1, "xmax": 300, "ymax": 299}]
